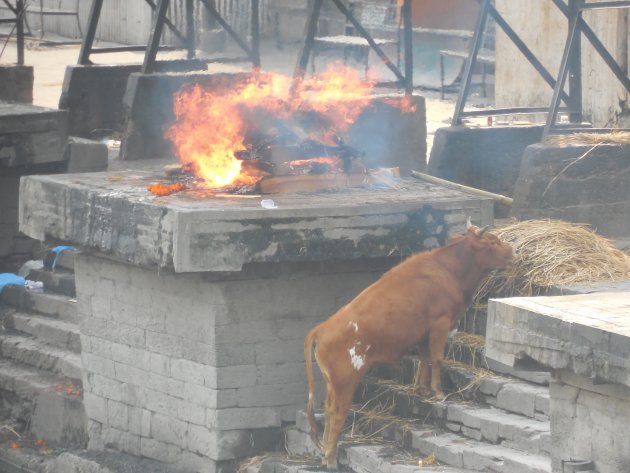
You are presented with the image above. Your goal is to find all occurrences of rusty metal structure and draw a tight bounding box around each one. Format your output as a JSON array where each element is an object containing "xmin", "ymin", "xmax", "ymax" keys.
[
  {"xmin": 452, "ymin": 0, "xmax": 630, "ymax": 137},
  {"xmin": 0, "ymin": 0, "xmax": 26, "ymax": 64},
  {"xmin": 293, "ymin": 0, "xmax": 414, "ymax": 97},
  {"xmin": 77, "ymin": 0, "xmax": 261, "ymax": 72}
]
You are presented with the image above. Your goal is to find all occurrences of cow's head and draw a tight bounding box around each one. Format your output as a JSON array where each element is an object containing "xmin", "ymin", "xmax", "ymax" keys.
[{"xmin": 457, "ymin": 217, "xmax": 514, "ymax": 269}]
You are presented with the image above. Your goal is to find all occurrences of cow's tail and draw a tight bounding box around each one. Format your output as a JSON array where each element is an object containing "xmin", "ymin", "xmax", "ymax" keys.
[{"xmin": 304, "ymin": 326, "xmax": 323, "ymax": 452}]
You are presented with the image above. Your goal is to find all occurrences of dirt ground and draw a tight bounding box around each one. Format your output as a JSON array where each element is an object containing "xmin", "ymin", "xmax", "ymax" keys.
[{"xmin": 1, "ymin": 34, "xmax": 463, "ymax": 157}]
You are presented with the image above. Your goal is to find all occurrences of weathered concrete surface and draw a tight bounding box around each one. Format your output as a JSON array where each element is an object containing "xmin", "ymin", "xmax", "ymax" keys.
[
  {"xmin": 428, "ymin": 125, "xmax": 544, "ymax": 217},
  {"xmin": 119, "ymin": 71, "xmax": 249, "ymax": 161},
  {"xmin": 487, "ymin": 293, "xmax": 630, "ymax": 388},
  {"xmin": 19, "ymin": 168, "xmax": 493, "ymax": 272},
  {"xmin": 0, "ymin": 102, "xmax": 68, "ymax": 167},
  {"xmin": 0, "ymin": 65, "xmax": 33, "ymax": 103},
  {"xmin": 65, "ymin": 137, "xmax": 109, "ymax": 173},
  {"xmin": 487, "ymin": 293, "xmax": 630, "ymax": 473},
  {"xmin": 511, "ymin": 143, "xmax": 630, "ymax": 238},
  {"xmin": 59, "ymin": 61, "xmax": 208, "ymax": 138}
]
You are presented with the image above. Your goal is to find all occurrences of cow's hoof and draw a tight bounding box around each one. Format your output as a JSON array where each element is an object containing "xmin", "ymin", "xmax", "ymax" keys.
[
  {"xmin": 431, "ymin": 390, "xmax": 446, "ymax": 401},
  {"xmin": 325, "ymin": 461, "xmax": 339, "ymax": 470},
  {"xmin": 416, "ymin": 385, "xmax": 432, "ymax": 397}
]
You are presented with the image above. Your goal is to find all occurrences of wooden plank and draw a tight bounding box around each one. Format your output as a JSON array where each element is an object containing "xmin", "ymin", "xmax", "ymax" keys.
[{"xmin": 259, "ymin": 172, "xmax": 368, "ymax": 194}]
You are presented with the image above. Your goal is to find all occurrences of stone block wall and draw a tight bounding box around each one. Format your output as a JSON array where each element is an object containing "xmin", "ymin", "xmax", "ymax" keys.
[
  {"xmin": 75, "ymin": 254, "xmax": 387, "ymax": 470},
  {"xmin": 0, "ymin": 175, "xmax": 34, "ymax": 259},
  {"xmin": 550, "ymin": 372, "xmax": 630, "ymax": 473}
]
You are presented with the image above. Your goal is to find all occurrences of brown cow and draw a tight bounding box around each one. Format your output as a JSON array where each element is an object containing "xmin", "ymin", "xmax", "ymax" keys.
[{"xmin": 304, "ymin": 218, "xmax": 513, "ymax": 468}]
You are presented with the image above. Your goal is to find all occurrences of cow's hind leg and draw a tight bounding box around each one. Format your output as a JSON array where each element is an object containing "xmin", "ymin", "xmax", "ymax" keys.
[
  {"xmin": 323, "ymin": 384, "xmax": 355, "ymax": 470},
  {"xmin": 414, "ymin": 333, "xmax": 432, "ymax": 396},
  {"xmin": 428, "ymin": 318, "xmax": 451, "ymax": 399}
]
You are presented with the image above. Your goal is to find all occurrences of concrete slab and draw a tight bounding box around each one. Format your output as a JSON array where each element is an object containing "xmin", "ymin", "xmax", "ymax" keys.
[
  {"xmin": 19, "ymin": 168, "xmax": 494, "ymax": 272},
  {"xmin": 487, "ymin": 293, "xmax": 630, "ymax": 389}
]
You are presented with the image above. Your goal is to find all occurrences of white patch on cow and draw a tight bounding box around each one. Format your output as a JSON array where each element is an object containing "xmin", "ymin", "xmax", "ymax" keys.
[
  {"xmin": 348, "ymin": 346, "xmax": 365, "ymax": 371},
  {"xmin": 348, "ymin": 321, "xmax": 359, "ymax": 333},
  {"xmin": 365, "ymin": 345, "xmax": 371, "ymax": 351},
  {"xmin": 308, "ymin": 392, "xmax": 313, "ymax": 401},
  {"xmin": 448, "ymin": 327, "xmax": 458, "ymax": 338}
]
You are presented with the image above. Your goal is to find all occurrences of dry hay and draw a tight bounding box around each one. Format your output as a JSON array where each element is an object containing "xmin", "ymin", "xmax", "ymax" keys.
[
  {"xmin": 475, "ymin": 219, "xmax": 630, "ymax": 302},
  {"xmin": 545, "ymin": 131, "xmax": 630, "ymax": 146}
]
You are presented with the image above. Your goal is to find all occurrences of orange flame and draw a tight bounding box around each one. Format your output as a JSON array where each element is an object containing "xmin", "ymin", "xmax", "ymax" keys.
[{"xmin": 165, "ymin": 64, "xmax": 375, "ymax": 189}]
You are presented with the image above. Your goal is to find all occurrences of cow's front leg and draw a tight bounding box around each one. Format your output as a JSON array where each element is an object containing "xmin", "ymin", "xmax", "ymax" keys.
[{"xmin": 428, "ymin": 318, "xmax": 451, "ymax": 400}]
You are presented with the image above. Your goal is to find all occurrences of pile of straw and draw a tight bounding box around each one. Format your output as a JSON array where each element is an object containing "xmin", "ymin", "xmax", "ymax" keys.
[
  {"xmin": 475, "ymin": 219, "xmax": 630, "ymax": 301},
  {"xmin": 545, "ymin": 131, "xmax": 630, "ymax": 146}
]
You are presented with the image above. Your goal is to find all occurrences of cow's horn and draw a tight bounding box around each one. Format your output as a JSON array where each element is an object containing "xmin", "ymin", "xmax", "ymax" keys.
[
  {"xmin": 478, "ymin": 225, "xmax": 490, "ymax": 236},
  {"xmin": 466, "ymin": 216, "xmax": 473, "ymax": 230}
]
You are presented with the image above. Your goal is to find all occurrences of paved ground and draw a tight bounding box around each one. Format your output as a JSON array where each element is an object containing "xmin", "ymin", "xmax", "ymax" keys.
[{"xmin": 0, "ymin": 30, "xmax": 487, "ymax": 157}]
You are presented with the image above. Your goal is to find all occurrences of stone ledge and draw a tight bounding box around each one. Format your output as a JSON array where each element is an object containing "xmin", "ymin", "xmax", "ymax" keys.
[
  {"xmin": 486, "ymin": 293, "xmax": 630, "ymax": 389},
  {"xmin": 20, "ymin": 172, "xmax": 493, "ymax": 272}
]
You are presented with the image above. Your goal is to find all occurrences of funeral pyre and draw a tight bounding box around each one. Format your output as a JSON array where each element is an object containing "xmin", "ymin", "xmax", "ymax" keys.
[{"xmin": 149, "ymin": 65, "xmax": 410, "ymax": 196}]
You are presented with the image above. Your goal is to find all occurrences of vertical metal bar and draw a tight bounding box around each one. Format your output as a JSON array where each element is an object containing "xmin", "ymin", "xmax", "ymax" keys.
[
  {"xmin": 568, "ymin": 0, "xmax": 583, "ymax": 123},
  {"xmin": 553, "ymin": 0, "xmax": 630, "ymax": 93},
  {"xmin": 403, "ymin": 0, "xmax": 413, "ymax": 96},
  {"xmin": 199, "ymin": 0, "xmax": 254, "ymax": 59},
  {"xmin": 544, "ymin": 6, "xmax": 581, "ymax": 137},
  {"xmin": 451, "ymin": 0, "xmax": 490, "ymax": 126},
  {"xmin": 185, "ymin": 0, "xmax": 195, "ymax": 59},
  {"xmin": 39, "ymin": 0, "xmax": 43, "ymax": 39},
  {"xmin": 251, "ymin": 0, "xmax": 261, "ymax": 69},
  {"xmin": 487, "ymin": 3, "xmax": 571, "ymax": 104},
  {"xmin": 142, "ymin": 0, "xmax": 170, "ymax": 74},
  {"xmin": 332, "ymin": 0, "xmax": 405, "ymax": 83},
  {"xmin": 78, "ymin": 0, "xmax": 104, "ymax": 65},
  {"xmin": 16, "ymin": 0, "xmax": 24, "ymax": 65},
  {"xmin": 293, "ymin": 0, "xmax": 323, "ymax": 86}
]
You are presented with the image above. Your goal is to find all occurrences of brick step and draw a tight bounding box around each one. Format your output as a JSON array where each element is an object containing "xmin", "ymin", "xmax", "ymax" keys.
[
  {"xmin": 444, "ymin": 403, "xmax": 550, "ymax": 455},
  {"xmin": 280, "ymin": 429, "xmax": 476, "ymax": 473},
  {"xmin": 3, "ymin": 310, "xmax": 81, "ymax": 353},
  {"xmin": 377, "ymin": 358, "xmax": 550, "ymax": 420},
  {"xmin": 0, "ymin": 357, "xmax": 87, "ymax": 450},
  {"xmin": 1, "ymin": 285, "xmax": 79, "ymax": 323},
  {"xmin": 410, "ymin": 428, "xmax": 551, "ymax": 473},
  {"xmin": 24, "ymin": 267, "xmax": 76, "ymax": 298},
  {"xmin": 289, "ymin": 411, "xmax": 550, "ymax": 473},
  {"xmin": 0, "ymin": 332, "xmax": 82, "ymax": 381}
]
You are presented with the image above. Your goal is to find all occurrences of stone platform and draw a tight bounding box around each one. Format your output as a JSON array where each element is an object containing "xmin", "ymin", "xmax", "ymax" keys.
[
  {"xmin": 19, "ymin": 167, "xmax": 493, "ymax": 471},
  {"xmin": 487, "ymin": 292, "xmax": 630, "ymax": 473}
]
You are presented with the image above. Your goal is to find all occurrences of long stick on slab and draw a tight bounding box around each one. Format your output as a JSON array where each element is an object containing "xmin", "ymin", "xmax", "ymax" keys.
[{"xmin": 411, "ymin": 170, "xmax": 513, "ymax": 206}]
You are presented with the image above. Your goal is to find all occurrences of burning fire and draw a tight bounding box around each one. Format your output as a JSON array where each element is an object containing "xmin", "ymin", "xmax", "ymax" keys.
[{"xmin": 164, "ymin": 64, "xmax": 375, "ymax": 190}]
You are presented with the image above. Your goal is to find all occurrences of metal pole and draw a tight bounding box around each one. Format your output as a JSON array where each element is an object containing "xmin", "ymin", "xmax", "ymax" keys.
[
  {"xmin": 553, "ymin": 0, "xmax": 630, "ymax": 93},
  {"xmin": 293, "ymin": 0, "xmax": 323, "ymax": 88},
  {"xmin": 78, "ymin": 0, "xmax": 104, "ymax": 65},
  {"xmin": 487, "ymin": 2, "xmax": 571, "ymax": 105},
  {"xmin": 332, "ymin": 0, "xmax": 406, "ymax": 83},
  {"xmin": 545, "ymin": 5, "xmax": 581, "ymax": 136},
  {"xmin": 185, "ymin": 0, "xmax": 195, "ymax": 59},
  {"xmin": 568, "ymin": 0, "xmax": 583, "ymax": 123},
  {"xmin": 251, "ymin": 0, "xmax": 261, "ymax": 69},
  {"xmin": 199, "ymin": 0, "xmax": 254, "ymax": 60},
  {"xmin": 142, "ymin": 0, "xmax": 170, "ymax": 74},
  {"xmin": 452, "ymin": 0, "xmax": 490, "ymax": 126},
  {"xmin": 16, "ymin": 0, "xmax": 24, "ymax": 65},
  {"xmin": 402, "ymin": 0, "xmax": 413, "ymax": 96}
]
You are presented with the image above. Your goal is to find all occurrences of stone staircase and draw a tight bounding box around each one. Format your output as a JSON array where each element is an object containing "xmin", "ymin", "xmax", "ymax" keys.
[
  {"xmin": 0, "ymin": 249, "xmax": 87, "ymax": 471},
  {"xmin": 244, "ymin": 347, "xmax": 552, "ymax": 473}
]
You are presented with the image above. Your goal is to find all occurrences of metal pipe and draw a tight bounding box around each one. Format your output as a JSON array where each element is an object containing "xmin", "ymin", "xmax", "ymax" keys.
[
  {"xmin": 411, "ymin": 171, "xmax": 513, "ymax": 206},
  {"xmin": 142, "ymin": 0, "xmax": 170, "ymax": 73},
  {"xmin": 185, "ymin": 0, "xmax": 195, "ymax": 59},
  {"xmin": 78, "ymin": 0, "xmax": 104, "ymax": 65},
  {"xmin": 292, "ymin": 0, "xmax": 323, "ymax": 95},
  {"xmin": 251, "ymin": 0, "xmax": 261, "ymax": 69},
  {"xmin": 402, "ymin": 0, "xmax": 413, "ymax": 96},
  {"xmin": 16, "ymin": 0, "xmax": 24, "ymax": 65}
]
